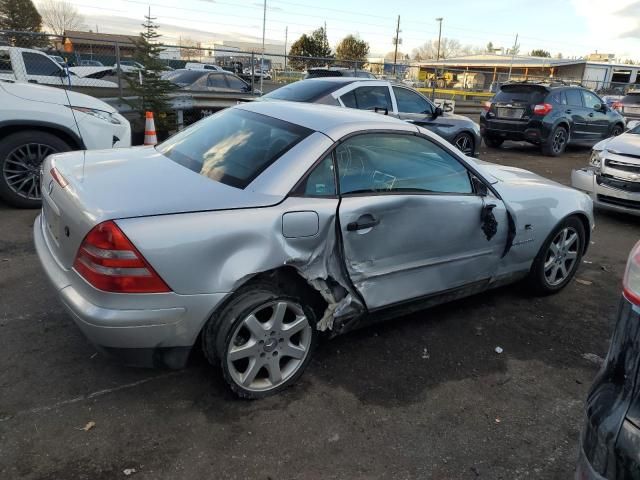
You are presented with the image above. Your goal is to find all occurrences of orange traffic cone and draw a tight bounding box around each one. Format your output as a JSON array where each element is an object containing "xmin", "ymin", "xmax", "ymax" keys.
[{"xmin": 143, "ymin": 111, "xmax": 158, "ymax": 146}]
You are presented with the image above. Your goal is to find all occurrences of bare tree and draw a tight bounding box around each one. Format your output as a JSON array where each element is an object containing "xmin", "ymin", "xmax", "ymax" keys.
[
  {"xmin": 37, "ymin": 0, "xmax": 84, "ymax": 36},
  {"xmin": 411, "ymin": 38, "xmax": 475, "ymax": 60},
  {"xmin": 179, "ymin": 37, "xmax": 202, "ymax": 61}
]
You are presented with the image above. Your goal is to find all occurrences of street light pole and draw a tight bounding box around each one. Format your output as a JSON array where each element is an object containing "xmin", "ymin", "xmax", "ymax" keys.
[
  {"xmin": 392, "ymin": 15, "xmax": 400, "ymax": 75},
  {"xmin": 260, "ymin": 0, "xmax": 266, "ymax": 95},
  {"xmin": 435, "ymin": 17, "xmax": 443, "ymax": 60},
  {"xmin": 284, "ymin": 25, "xmax": 288, "ymax": 73}
]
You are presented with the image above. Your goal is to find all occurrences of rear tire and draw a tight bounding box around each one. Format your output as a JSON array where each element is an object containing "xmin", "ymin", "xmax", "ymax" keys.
[
  {"xmin": 201, "ymin": 279, "xmax": 318, "ymax": 399},
  {"xmin": 0, "ymin": 131, "xmax": 71, "ymax": 208},
  {"xmin": 611, "ymin": 124, "xmax": 624, "ymax": 137},
  {"xmin": 527, "ymin": 216, "xmax": 585, "ymax": 295},
  {"xmin": 483, "ymin": 136, "xmax": 504, "ymax": 148},
  {"xmin": 542, "ymin": 125, "xmax": 568, "ymax": 157}
]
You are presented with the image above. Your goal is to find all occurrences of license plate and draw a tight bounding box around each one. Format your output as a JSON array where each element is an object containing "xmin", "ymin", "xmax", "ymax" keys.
[
  {"xmin": 496, "ymin": 107, "xmax": 524, "ymax": 119},
  {"xmin": 43, "ymin": 198, "xmax": 60, "ymax": 242}
]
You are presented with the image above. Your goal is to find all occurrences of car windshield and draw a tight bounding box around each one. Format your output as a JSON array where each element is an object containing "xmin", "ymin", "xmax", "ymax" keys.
[
  {"xmin": 628, "ymin": 124, "xmax": 640, "ymax": 134},
  {"xmin": 494, "ymin": 86, "xmax": 547, "ymax": 104},
  {"xmin": 157, "ymin": 109, "xmax": 313, "ymax": 189},
  {"xmin": 264, "ymin": 80, "xmax": 341, "ymax": 102}
]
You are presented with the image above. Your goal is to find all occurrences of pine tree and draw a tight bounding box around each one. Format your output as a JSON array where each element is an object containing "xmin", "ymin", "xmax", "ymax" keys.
[
  {"xmin": 0, "ymin": 0, "xmax": 46, "ymax": 47},
  {"xmin": 127, "ymin": 11, "xmax": 176, "ymax": 131},
  {"xmin": 288, "ymin": 26, "xmax": 333, "ymax": 70}
]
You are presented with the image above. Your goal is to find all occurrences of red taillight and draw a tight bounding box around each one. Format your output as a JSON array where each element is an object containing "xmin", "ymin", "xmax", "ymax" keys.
[
  {"xmin": 623, "ymin": 241, "xmax": 640, "ymax": 306},
  {"xmin": 483, "ymin": 101, "xmax": 492, "ymax": 112},
  {"xmin": 533, "ymin": 103, "xmax": 553, "ymax": 115},
  {"xmin": 613, "ymin": 101, "xmax": 623, "ymax": 111},
  {"xmin": 73, "ymin": 221, "xmax": 171, "ymax": 293},
  {"xmin": 50, "ymin": 167, "xmax": 68, "ymax": 188}
]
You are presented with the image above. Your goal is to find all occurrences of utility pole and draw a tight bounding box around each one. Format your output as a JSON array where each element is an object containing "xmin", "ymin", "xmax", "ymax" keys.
[
  {"xmin": 392, "ymin": 15, "xmax": 401, "ymax": 75},
  {"xmin": 284, "ymin": 26, "xmax": 288, "ymax": 72},
  {"xmin": 260, "ymin": 0, "xmax": 266, "ymax": 94},
  {"xmin": 435, "ymin": 17, "xmax": 443, "ymax": 60},
  {"xmin": 508, "ymin": 33, "xmax": 519, "ymax": 80}
]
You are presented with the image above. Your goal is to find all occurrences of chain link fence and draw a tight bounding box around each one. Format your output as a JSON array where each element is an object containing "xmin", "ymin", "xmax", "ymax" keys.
[{"xmin": 1, "ymin": 29, "xmax": 638, "ymax": 133}]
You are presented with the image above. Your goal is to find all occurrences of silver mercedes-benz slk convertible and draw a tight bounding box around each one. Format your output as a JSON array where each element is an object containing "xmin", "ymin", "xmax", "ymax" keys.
[{"xmin": 35, "ymin": 101, "xmax": 594, "ymax": 398}]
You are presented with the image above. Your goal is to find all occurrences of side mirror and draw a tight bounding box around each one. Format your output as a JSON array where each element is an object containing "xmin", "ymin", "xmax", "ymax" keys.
[
  {"xmin": 595, "ymin": 103, "xmax": 607, "ymax": 112},
  {"xmin": 373, "ymin": 106, "xmax": 389, "ymax": 115},
  {"xmin": 432, "ymin": 106, "xmax": 443, "ymax": 118},
  {"xmin": 472, "ymin": 175, "xmax": 488, "ymax": 196}
]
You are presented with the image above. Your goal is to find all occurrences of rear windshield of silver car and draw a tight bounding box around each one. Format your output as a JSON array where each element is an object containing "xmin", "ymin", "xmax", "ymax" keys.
[
  {"xmin": 156, "ymin": 109, "xmax": 313, "ymax": 189},
  {"xmin": 263, "ymin": 79, "xmax": 342, "ymax": 102}
]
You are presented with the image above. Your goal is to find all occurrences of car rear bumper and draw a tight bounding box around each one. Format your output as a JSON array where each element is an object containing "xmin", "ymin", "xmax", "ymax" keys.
[
  {"xmin": 480, "ymin": 119, "xmax": 547, "ymax": 143},
  {"xmin": 571, "ymin": 168, "xmax": 640, "ymax": 216},
  {"xmin": 34, "ymin": 214, "xmax": 228, "ymax": 368}
]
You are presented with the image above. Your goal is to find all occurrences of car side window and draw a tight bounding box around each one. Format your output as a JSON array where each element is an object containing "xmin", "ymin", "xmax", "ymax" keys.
[
  {"xmin": 207, "ymin": 74, "xmax": 227, "ymax": 88},
  {"xmin": 335, "ymin": 134, "xmax": 472, "ymax": 195},
  {"xmin": 296, "ymin": 154, "xmax": 336, "ymax": 196},
  {"xmin": 565, "ymin": 89, "xmax": 583, "ymax": 107},
  {"xmin": 392, "ymin": 86, "xmax": 433, "ymax": 114},
  {"xmin": 0, "ymin": 50, "xmax": 11, "ymax": 73},
  {"xmin": 549, "ymin": 91, "xmax": 567, "ymax": 105},
  {"xmin": 582, "ymin": 90, "xmax": 602, "ymax": 110},
  {"xmin": 341, "ymin": 86, "xmax": 392, "ymax": 111},
  {"xmin": 225, "ymin": 74, "xmax": 247, "ymax": 90},
  {"xmin": 22, "ymin": 52, "xmax": 61, "ymax": 76}
]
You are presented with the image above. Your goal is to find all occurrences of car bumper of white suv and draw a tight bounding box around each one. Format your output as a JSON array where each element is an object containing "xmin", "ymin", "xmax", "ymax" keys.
[{"xmin": 34, "ymin": 213, "xmax": 228, "ymax": 368}]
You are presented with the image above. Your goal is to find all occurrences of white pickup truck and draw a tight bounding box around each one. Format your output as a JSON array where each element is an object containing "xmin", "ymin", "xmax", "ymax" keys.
[{"xmin": 0, "ymin": 47, "xmax": 117, "ymax": 88}]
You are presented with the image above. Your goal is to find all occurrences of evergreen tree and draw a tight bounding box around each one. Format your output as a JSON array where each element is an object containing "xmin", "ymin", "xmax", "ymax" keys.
[
  {"xmin": 288, "ymin": 26, "xmax": 333, "ymax": 70},
  {"xmin": 335, "ymin": 34, "xmax": 369, "ymax": 64},
  {"xmin": 0, "ymin": 0, "xmax": 46, "ymax": 47},
  {"xmin": 126, "ymin": 12, "xmax": 176, "ymax": 131}
]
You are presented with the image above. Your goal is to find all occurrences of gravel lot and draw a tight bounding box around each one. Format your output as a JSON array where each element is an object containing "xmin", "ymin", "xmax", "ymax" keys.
[{"xmin": 1, "ymin": 139, "xmax": 639, "ymax": 479}]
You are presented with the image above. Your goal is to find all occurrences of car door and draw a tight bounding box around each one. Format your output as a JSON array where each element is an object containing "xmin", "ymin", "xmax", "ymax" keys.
[
  {"xmin": 20, "ymin": 51, "xmax": 65, "ymax": 87},
  {"xmin": 337, "ymin": 84, "xmax": 393, "ymax": 114},
  {"xmin": 206, "ymin": 73, "xmax": 231, "ymax": 92},
  {"xmin": 335, "ymin": 131, "xmax": 509, "ymax": 311},
  {"xmin": 582, "ymin": 90, "xmax": 611, "ymax": 139},
  {"xmin": 391, "ymin": 85, "xmax": 459, "ymax": 139},
  {"xmin": 224, "ymin": 73, "xmax": 250, "ymax": 92},
  {"xmin": 564, "ymin": 89, "xmax": 590, "ymax": 141}
]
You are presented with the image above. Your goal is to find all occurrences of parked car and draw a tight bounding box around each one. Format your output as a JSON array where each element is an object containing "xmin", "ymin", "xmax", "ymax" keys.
[
  {"xmin": 79, "ymin": 60, "xmax": 104, "ymax": 67},
  {"xmin": 243, "ymin": 68, "xmax": 272, "ymax": 80},
  {"xmin": 614, "ymin": 90, "xmax": 640, "ymax": 122},
  {"xmin": 185, "ymin": 62, "xmax": 225, "ymax": 72},
  {"xmin": 305, "ymin": 67, "xmax": 375, "ymax": 79},
  {"xmin": 263, "ymin": 78, "xmax": 482, "ymax": 156},
  {"xmin": 114, "ymin": 60, "xmax": 144, "ymax": 74},
  {"xmin": 0, "ymin": 80, "xmax": 130, "ymax": 208},
  {"xmin": 480, "ymin": 82, "xmax": 626, "ymax": 156},
  {"xmin": 571, "ymin": 122, "xmax": 640, "ymax": 216},
  {"xmin": 1, "ymin": 47, "xmax": 116, "ymax": 87},
  {"xmin": 34, "ymin": 101, "xmax": 593, "ymax": 398},
  {"xmin": 576, "ymin": 240, "xmax": 640, "ymax": 479},
  {"xmin": 179, "ymin": 70, "xmax": 254, "ymax": 93}
]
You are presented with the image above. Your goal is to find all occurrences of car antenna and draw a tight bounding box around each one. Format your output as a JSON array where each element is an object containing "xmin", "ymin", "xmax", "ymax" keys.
[{"xmin": 59, "ymin": 56, "xmax": 86, "ymax": 179}]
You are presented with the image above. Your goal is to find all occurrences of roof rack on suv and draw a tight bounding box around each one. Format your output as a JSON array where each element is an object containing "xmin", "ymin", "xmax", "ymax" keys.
[{"xmin": 501, "ymin": 79, "xmax": 578, "ymax": 88}]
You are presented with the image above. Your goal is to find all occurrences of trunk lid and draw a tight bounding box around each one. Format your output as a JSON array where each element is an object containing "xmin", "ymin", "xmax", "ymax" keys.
[{"xmin": 41, "ymin": 146, "xmax": 283, "ymax": 268}]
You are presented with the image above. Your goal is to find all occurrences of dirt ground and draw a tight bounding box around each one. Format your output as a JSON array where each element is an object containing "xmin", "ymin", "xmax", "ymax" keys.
[{"xmin": 1, "ymin": 139, "xmax": 639, "ymax": 480}]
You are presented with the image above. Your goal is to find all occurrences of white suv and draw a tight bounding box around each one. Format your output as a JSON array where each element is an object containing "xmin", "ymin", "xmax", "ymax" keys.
[{"xmin": 0, "ymin": 80, "xmax": 131, "ymax": 208}]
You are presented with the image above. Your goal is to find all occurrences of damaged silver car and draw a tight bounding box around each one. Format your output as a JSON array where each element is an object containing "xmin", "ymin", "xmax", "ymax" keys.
[
  {"xmin": 35, "ymin": 101, "xmax": 594, "ymax": 398},
  {"xmin": 572, "ymin": 122, "xmax": 640, "ymax": 216}
]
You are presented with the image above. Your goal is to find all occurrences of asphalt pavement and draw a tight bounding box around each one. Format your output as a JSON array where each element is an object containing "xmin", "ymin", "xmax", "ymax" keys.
[{"xmin": 1, "ymin": 140, "xmax": 639, "ymax": 479}]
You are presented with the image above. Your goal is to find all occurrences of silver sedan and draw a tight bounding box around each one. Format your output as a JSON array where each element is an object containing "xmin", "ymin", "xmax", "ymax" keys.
[{"xmin": 35, "ymin": 101, "xmax": 594, "ymax": 398}]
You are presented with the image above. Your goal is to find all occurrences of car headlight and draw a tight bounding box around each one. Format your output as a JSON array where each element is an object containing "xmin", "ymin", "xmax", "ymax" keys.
[
  {"xmin": 70, "ymin": 106, "xmax": 122, "ymax": 125},
  {"xmin": 590, "ymin": 149, "xmax": 605, "ymax": 169}
]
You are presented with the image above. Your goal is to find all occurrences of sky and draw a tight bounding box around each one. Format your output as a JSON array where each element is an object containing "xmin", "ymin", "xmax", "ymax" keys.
[{"xmin": 57, "ymin": 0, "xmax": 640, "ymax": 60}]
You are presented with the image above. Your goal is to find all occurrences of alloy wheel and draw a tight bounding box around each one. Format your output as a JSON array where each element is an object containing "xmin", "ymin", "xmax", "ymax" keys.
[
  {"xmin": 454, "ymin": 134, "xmax": 474, "ymax": 156},
  {"xmin": 226, "ymin": 300, "xmax": 312, "ymax": 392},
  {"xmin": 543, "ymin": 226, "xmax": 580, "ymax": 286},
  {"xmin": 2, "ymin": 143, "xmax": 57, "ymax": 200},
  {"xmin": 552, "ymin": 129, "xmax": 566, "ymax": 154}
]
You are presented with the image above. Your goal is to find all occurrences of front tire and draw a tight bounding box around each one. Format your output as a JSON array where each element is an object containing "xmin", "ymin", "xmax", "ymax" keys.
[
  {"xmin": 542, "ymin": 125, "xmax": 568, "ymax": 157},
  {"xmin": 202, "ymin": 279, "xmax": 318, "ymax": 399},
  {"xmin": 483, "ymin": 136, "xmax": 504, "ymax": 148},
  {"xmin": 0, "ymin": 131, "xmax": 71, "ymax": 208},
  {"xmin": 527, "ymin": 216, "xmax": 585, "ymax": 295},
  {"xmin": 611, "ymin": 124, "xmax": 624, "ymax": 137},
  {"xmin": 453, "ymin": 132, "xmax": 475, "ymax": 156}
]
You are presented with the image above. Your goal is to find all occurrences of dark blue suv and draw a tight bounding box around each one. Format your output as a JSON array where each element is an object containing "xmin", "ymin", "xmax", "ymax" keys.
[{"xmin": 480, "ymin": 82, "xmax": 625, "ymax": 156}]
